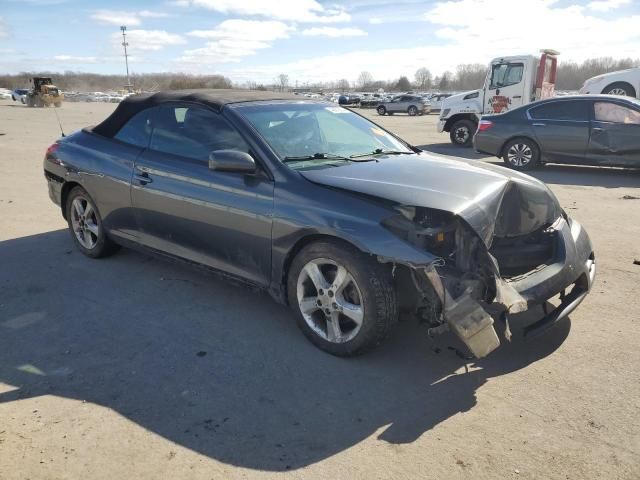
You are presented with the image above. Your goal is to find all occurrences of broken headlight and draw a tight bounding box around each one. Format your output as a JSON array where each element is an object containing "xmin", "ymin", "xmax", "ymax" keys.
[{"xmin": 382, "ymin": 206, "xmax": 457, "ymax": 258}]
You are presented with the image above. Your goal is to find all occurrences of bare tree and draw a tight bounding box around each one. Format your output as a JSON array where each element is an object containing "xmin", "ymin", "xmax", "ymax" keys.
[
  {"xmin": 414, "ymin": 67, "xmax": 432, "ymax": 90},
  {"xmin": 452, "ymin": 64, "xmax": 487, "ymax": 90},
  {"xmin": 439, "ymin": 71, "xmax": 452, "ymax": 90},
  {"xmin": 357, "ymin": 71, "xmax": 374, "ymax": 90},
  {"xmin": 276, "ymin": 74, "xmax": 289, "ymax": 92},
  {"xmin": 336, "ymin": 78, "xmax": 350, "ymax": 92}
]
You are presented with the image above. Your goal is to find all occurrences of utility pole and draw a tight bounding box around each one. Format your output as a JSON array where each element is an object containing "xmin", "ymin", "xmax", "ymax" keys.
[{"xmin": 120, "ymin": 25, "xmax": 132, "ymax": 93}]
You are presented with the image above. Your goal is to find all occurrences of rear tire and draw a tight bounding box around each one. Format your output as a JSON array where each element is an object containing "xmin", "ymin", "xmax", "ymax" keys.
[
  {"xmin": 65, "ymin": 186, "xmax": 119, "ymax": 258},
  {"xmin": 602, "ymin": 82, "xmax": 636, "ymax": 97},
  {"xmin": 502, "ymin": 137, "xmax": 540, "ymax": 171},
  {"xmin": 449, "ymin": 119, "xmax": 475, "ymax": 147},
  {"xmin": 287, "ymin": 240, "xmax": 398, "ymax": 357},
  {"xmin": 377, "ymin": 106, "xmax": 386, "ymax": 115},
  {"xmin": 408, "ymin": 105, "xmax": 418, "ymax": 116}
]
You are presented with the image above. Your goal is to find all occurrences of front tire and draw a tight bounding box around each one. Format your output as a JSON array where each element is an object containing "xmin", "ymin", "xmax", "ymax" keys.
[
  {"xmin": 502, "ymin": 137, "xmax": 540, "ymax": 171},
  {"xmin": 287, "ymin": 241, "xmax": 398, "ymax": 356},
  {"xmin": 602, "ymin": 82, "xmax": 636, "ymax": 97},
  {"xmin": 377, "ymin": 106, "xmax": 386, "ymax": 115},
  {"xmin": 449, "ymin": 119, "xmax": 475, "ymax": 146},
  {"xmin": 65, "ymin": 186, "xmax": 119, "ymax": 258}
]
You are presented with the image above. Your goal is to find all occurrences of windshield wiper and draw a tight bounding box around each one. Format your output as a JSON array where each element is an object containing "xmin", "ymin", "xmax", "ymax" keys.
[
  {"xmin": 350, "ymin": 148, "xmax": 414, "ymax": 158},
  {"xmin": 283, "ymin": 153, "xmax": 351, "ymax": 163}
]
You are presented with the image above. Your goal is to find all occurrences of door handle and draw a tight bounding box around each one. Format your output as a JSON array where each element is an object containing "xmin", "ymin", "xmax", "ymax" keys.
[
  {"xmin": 134, "ymin": 172, "xmax": 152, "ymax": 185},
  {"xmin": 533, "ymin": 122, "xmax": 546, "ymax": 127},
  {"xmin": 592, "ymin": 127, "xmax": 604, "ymax": 133},
  {"xmin": 513, "ymin": 95, "xmax": 522, "ymax": 99}
]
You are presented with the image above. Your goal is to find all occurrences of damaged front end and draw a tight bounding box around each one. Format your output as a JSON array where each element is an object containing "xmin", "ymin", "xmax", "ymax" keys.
[{"xmin": 380, "ymin": 191, "xmax": 595, "ymax": 359}]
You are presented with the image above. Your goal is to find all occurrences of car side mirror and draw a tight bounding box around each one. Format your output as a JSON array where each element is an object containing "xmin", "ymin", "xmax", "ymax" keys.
[{"xmin": 208, "ymin": 150, "xmax": 256, "ymax": 173}]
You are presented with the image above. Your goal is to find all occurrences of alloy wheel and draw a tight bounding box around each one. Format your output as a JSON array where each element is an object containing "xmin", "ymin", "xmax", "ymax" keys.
[
  {"xmin": 70, "ymin": 196, "xmax": 99, "ymax": 249},
  {"xmin": 454, "ymin": 126, "xmax": 470, "ymax": 144},
  {"xmin": 607, "ymin": 87, "xmax": 627, "ymax": 96},
  {"xmin": 296, "ymin": 258, "xmax": 364, "ymax": 344},
  {"xmin": 507, "ymin": 143, "xmax": 533, "ymax": 167}
]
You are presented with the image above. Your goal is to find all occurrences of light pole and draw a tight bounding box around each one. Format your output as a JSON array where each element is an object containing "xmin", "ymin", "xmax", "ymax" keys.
[{"xmin": 120, "ymin": 25, "xmax": 132, "ymax": 92}]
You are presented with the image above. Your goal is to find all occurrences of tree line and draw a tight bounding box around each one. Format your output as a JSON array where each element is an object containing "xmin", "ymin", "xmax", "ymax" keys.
[
  {"xmin": 0, "ymin": 71, "xmax": 233, "ymax": 92},
  {"xmin": 0, "ymin": 57, "xmax": 636, "ymax": 93}
]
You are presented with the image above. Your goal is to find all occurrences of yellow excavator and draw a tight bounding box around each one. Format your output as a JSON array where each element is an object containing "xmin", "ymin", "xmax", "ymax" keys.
[{"xmin": 26, "ymin": 77, "xmax": 64, "ymax": 107}]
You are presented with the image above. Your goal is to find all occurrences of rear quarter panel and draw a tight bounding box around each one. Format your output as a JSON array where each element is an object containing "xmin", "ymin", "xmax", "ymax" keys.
[{"xmin": 52, "ymin": 131, "xmax": 141, "ymax": 237}]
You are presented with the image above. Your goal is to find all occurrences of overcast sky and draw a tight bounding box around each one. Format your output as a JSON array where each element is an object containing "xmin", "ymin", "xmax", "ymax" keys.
[{"xmin": 1, "ymin": 0, "xmax": 638, "ymax": 84}]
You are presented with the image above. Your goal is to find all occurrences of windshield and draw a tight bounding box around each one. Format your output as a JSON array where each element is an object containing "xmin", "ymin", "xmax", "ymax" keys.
[{"xmin": 234, "ymin": 102, "xmax": 412, "ymax": 169}]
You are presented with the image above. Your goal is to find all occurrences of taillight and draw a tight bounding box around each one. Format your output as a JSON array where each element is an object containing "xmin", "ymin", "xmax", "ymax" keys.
[
  {"xmin": 45, "ymin": 143, "xmax": 62, "ymax": 164},
  {"xmin": 478, "ymin": 120, "xmax": 494, "ymax": 132}
]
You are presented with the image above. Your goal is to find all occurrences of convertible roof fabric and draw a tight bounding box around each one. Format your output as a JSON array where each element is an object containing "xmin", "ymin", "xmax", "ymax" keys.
[{"xmin": 92, "ymin": 89, "xmax": 298, "ymax": 138}]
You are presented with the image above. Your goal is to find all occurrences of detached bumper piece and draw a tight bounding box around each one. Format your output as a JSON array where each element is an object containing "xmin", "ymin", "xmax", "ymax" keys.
[{"xmin": 445, "ymin": 288, "xmax": 500, "ymax": 358}]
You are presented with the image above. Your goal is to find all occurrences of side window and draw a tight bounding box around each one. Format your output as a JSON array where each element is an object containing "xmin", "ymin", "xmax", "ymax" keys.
[
  {"xmin": 594, "ymin": 102, "xmax": 640, "ymax": 125},
  {"xmin": 114, "ymin": 108, "xmax": 153, "ymax": 148},
  {"xmin": 490, "ymin": 63, "xmax": 524, "ymax": 89},
  {"xmin": 529, "ymin": 101, "xmax": 589, "ymax": 121},
  {"xmin": 148, "ymin": 104, "xmax": 249, "ymax": 162}
]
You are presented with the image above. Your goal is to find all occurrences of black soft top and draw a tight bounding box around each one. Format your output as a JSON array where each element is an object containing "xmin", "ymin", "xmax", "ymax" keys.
[{"xmin": 92, "ymin": 89, "xmax": 299, "ymax": 138}]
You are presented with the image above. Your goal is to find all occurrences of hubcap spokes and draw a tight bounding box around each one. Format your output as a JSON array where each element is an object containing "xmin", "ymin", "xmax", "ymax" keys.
[
  {"xmin": 508, "ymin": 143, "xmax": 532, "ymax": 166},
  {"xmin": 609, "ymin": 88, "xmax": 626, "ymax": 96},
  {"xmin": 297, "ymin": 258, "xmax": 364, "ymax": 344},
  {"xmin": 456, "ymin": 127, "xmax": 469, "ymax": 143},
  {"xmin": 71, "ymin": 197, "xmax": 98, "ymax": 249}
]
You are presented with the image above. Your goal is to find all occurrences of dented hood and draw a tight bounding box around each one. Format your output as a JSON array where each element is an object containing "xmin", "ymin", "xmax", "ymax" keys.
[{"xmin": 299, "ymin": 153, "xmax": 562, "ymax": 246}]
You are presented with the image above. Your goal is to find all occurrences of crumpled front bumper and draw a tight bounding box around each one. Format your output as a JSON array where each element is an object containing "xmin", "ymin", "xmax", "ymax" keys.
[
  {"xmin": 437, "ymin": 119, "xmax": 446, "ymax": 133},
  {"xmin": 508, "ymin": 215, "xmax": 595, "ymax": 337},
  {"xmin": 420, "ymin": 214, "xmax": 595, "ymax": 358}
]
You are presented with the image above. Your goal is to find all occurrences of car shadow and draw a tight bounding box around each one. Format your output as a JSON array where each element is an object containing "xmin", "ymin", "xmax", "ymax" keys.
[{"xmin": 0, "ymin": 229, "xmax": 570, "ymax": 471}]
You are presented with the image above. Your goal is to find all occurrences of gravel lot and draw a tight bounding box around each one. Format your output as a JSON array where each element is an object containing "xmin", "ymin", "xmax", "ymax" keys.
[{"xmin": 1, "ymin": 100, "xmax": 639, "ymax": 480}]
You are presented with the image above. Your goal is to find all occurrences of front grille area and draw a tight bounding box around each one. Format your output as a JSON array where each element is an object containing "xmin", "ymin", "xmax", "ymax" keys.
[{"xmin": 490, "ymin": 227, "xmax": 557, "ymax": 277}]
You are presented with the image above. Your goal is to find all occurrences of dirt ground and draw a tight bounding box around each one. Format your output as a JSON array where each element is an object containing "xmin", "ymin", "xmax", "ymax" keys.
[{"xmin": 1, "ymin": 99, "xmax": 639, "ymax": 480}]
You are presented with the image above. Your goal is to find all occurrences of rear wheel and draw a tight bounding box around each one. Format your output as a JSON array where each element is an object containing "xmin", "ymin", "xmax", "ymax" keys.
[
  {"xmin": 54, "ymin": 102, "xmax": 61, "ymax": 108},
  {"xmin": 377, "ymin": 105, "xmax": 386, "ymax": 115},
  {"xmin": 287, "ymin": 241, "xmax": 398, "ymax": 356},
  {"xmin": 408, "ymin": 105, "xmax": 418, "ymax": 116},
  {"xmin": 602, "ymin": 82, "xmax": 636, "ymax": 97},
  {"xmin": 502, "ymin": 138, "xmax": 540, "ymax": 171},
  {"xmin": 449, "ymin": 119, "xmax": 475, "ymax": 147},
  {"xmin": 65, "ymin": 187, "xmax": 119, "ymax": 258}
]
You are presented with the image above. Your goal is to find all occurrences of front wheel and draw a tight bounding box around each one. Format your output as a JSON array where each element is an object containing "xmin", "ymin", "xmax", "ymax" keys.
[
  {"xmin": 287, "ymin": 241, "xmax": 398, "ymax": 356},
  {"xmin": 377, "ymin": 106, "xmax": 386, "ymax": 115},
  {"xmin": 602, "ymin": 82, "xmax": 636, "ymax": 97},
  {"xmin": 449, "ymin": 119, "xmax": 475, "ymax": 146},
  {"xmin": 502, "ymin": 138, "xmax": 540, "ymax": 171},
  {"xmin": 65, "ymin": 187, "xmax": 119, "ymax": 258}
]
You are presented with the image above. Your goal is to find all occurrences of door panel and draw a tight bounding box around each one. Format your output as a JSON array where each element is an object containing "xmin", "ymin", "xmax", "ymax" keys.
[
  {"xmin": 532, "ymin": 122, "xmax": 589, "ymax": 163},
  {"xmin": 587, "ymin": 101, "xmax": 640, "ymax": 166},
  {"xmin": 587, "ymin": 122, "xmax": 640, "ymax": 166},
  {"xmin": 529, "ymin": 100, "xmax": 590, "ymax": 163},
  {"xmin": 131, "ymin": 151, "xmax": 274, "ymax": 285}
]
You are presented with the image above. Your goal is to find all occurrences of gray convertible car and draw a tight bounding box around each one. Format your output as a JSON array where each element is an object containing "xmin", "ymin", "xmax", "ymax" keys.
[{"xmin": 44, "ymin": 90, "xmax": 595, "ymax": 358}]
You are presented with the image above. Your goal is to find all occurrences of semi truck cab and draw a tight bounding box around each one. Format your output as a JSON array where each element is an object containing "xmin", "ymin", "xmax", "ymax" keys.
[{"xmin": 438, "ymin": 50, "xmax": 559, "ymax": 146}]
